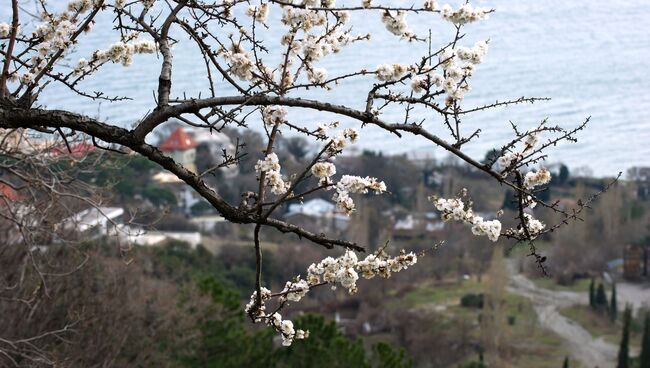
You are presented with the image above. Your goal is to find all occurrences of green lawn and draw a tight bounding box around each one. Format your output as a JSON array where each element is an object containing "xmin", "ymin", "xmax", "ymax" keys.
[
  {"xmin": 389, "ymin": 278, "xmax": 573, "ymax": 367},
  {"xmin": 559, "ymin": 305, "xmax": 642, "ymax": 348},
  {"xmin": 533, "ymin": 277, "xmax": 593, "ymax": 293}
]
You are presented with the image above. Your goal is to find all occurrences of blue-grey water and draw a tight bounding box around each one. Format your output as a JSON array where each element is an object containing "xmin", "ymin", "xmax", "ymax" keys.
[{"xmin": 6, "ymin": 1, "xmax": 649, "ymax": 177}]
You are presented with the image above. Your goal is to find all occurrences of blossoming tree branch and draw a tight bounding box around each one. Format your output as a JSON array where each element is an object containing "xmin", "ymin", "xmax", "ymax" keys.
[{"xmin": 0, "ymin": 0, "xmax": 608, "ymax": 345}]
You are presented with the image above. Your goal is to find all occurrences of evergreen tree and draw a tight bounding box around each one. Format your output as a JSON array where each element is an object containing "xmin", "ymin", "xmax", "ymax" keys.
[
  {"xmin": 596, "ymin": 283, "xmax": 608, "ymax": 311},
  {"xmin": 610, "ymin": 283, "xmax": 618, "ymax": 321},
  {"xmin": 617, "ymin": 306, "xmax": 632, "ymax": 368},
  {"xmin": 559, "ymin": 164, "xmax": 570, "ymax": 185},
  {"xmin": 640, "ymin": 313, "xmax": 650, "ymax": 368},
  {"xmin": 589, "ymin": 278, "xmax": 595, "ymax": 308},
  {"xmin": 562, "ymin": 356, "xmax": 569, "ymax": 368}
]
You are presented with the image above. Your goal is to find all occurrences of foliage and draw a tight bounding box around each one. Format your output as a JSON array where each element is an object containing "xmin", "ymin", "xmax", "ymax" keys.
[
  {"xmin": 595, "ymin": 283, "xmax": 609, "ymax": 311},
  {"xmin": 640, "ymin": 313, "xmax": 650, "ymax": 368},
  {"xmin": 589, "ymin": 278, "xmax": 596, "ymax": 308},
  {"xmin": 618, "ymin": 306, "xmax": 632, "ymax": 368},
  {"xmin": 460, "ymin": 293, "xmax": 485, "ymax": 309},
  {"xmin": 142, "ymin": 185, "xmax": 178, "ymax": 206},
  {"xmin": 610, "ymin": 283, "xmax": 618, "ymax": 322},
  {"xmin": 273, "ymin": 314, "xmax": 411, "ymax": 368}
]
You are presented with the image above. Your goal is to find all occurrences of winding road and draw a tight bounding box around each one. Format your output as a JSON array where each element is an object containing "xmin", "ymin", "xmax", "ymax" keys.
[{"xmin": 507, "ymin": 262, "xmax": 618, "ymax": 368}]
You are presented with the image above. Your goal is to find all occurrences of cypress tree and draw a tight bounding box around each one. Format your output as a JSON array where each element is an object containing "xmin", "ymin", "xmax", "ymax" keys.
[
  {"xmin": 589, "ymin": 278, "xmax": 595, "ymax": 308},
  {"xmin": 640, "ymin": 313, "xmax": 650, "ymax": 368},
  {"xmin": 617, "ymin": 306, "xmax": 632, "ymax": 368},
  {"xmin": 610, "ymin": 283, "xmax": 618, "ymax": 321},
  {"xmin": 562, "ymin": 355, "xmax": 569, "ymax": 368},
  {"xmin": 596, "ymin": 283, "xmax": 608, "ymax": 311}
]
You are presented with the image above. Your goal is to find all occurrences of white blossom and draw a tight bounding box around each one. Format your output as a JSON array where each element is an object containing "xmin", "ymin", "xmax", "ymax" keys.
[
  {"xmin": 246, "ymin": 4, "xmax": 270, "ymax": 23},
  {"xmin": 523, "ymin": 168, "xmax": 552, "ymax": 189},
  {"xmin": 431, "ymin": 194, "xmax": 502, "ymax": 242},
  {"xmin": 423, "ymin": 0, "xmax": 439, "ymax": 11},
  {"xmin": 262, "ymin": 105, "xmax": 288, "ymax": 126},
  {"xmin": 375, "ymin": 63, "xmax": 409, "ymax": 82},
  {"xmin": 311, "ymin": 162, "xmax": 336, "ymax": 178},
  {"xmin": 441, "ymin": 3, "xmax": 490, "ymax": 25},
  {"xmin": 0, "ymin": 23, "xmax": 11, "ymax": 38},
  {"xmin": 519, "ymin": 213, "xmax": 546, "ymax": 238},
  {"xmin": 255, "ymin": 153, "xmax": 289, "ymax": 195},
  {"xmin": 381, "ymin": 10, "xmax": 413, "ymax": 39},
  {"xmin": 307, "ymin": 67, "xmax": 328, "ymax": 84}
]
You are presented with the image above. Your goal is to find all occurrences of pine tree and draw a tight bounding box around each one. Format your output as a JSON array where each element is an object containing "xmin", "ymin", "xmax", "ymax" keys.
[
  {"xmin": 562, "ymin": 355, "xmax": 569, "ymax": 368},
  {"xmin": 589, "ymin": 278, "xmax": 595, "ymax": 308},
  {"xmin": 640, "ymin": 313, "xmax": 650, "ymax": 368},
  {"xmin": 610, "ymin": 283, "xmax": 618, "ymax": 322},
  {"xmin": 596, "ymin": 283, "xmax": 608, "ymax": 311},
  {"xmin": 617, "ymin": 306, "xmax": 632, "ymax": 368}
]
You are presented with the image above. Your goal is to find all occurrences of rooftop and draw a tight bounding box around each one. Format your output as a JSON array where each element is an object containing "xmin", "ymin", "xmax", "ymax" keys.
[{"xmin": 160, "ymin": 127, "xmax": 198, "ymax": 152}]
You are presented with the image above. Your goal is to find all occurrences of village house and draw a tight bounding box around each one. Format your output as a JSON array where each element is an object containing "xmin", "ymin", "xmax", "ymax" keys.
[
  {"xmin": 159, "ymin": 126, "xmax": 198, "ymax": 173},
  {"xmin": 284, "ymin": 198, "xmax": 350, "ymax": 234}
]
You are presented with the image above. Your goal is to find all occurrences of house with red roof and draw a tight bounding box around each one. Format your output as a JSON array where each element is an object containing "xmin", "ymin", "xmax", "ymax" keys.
[
  {"xmin": 159, "ymin": 127, "xmax": 198, "ymax": 172},
  {"xmin": 49, "ymin": 141, "xmax": 97, "ymax": 158},
  {"xmin": 0, "ymin": 183, "xmax": 20, "ymax": 203}
]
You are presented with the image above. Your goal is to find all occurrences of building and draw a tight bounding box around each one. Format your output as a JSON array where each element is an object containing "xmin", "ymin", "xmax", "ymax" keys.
[
  {"xmin": 159, "ymin": 127, "xmax": 198, "ymax": 172},
  {"xmin": 392, "ymin": 212, "xmax": 444, "ymax": 241},
  {"xmin": 623, "ymin": 244, "xmax": 649, "ymax": 280},
  {"xmin": 186, "ymin": 127, "xmax": 238, "ymax": 178},
  {"xmin": 60, "ymin": 207, "xmax": 124, "ymax": 238},
  {"xmin": 284, "ymin": 198, "xmax": 350, "ymax": 234}
]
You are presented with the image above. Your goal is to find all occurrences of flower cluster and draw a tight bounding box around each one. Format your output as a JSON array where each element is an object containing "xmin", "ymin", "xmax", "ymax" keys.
[
  {"xmin": 431, "ymin": 40, "xmax": 488, "ymax": 105},
  {"xmin": 423, "ymin": 0, "xmax": 439, "ymax": 11},
  {"xmin": 0, "ymin": 23, "xmax": 11, "ymax": 38},
  {"xmin": 518, "ymin": 213, "xmax": 545, "ymax": 238},
  {"xmin": 255, "ymin": 152, "xmax": 289, "ymax": 195},
  {"xmin": 432, "ymin": 195, "xmax": 502, "ymax": 242},
  {"xmin": 87, "ymin": 39, "xmax": 157, "ymax": 68},
  {"xmin": 440, "ymin": 3, "xmax": 490, "ymax": 25},
  {"xmin": 282, "ymin": 7, "xmax": 328, "ymax": 31},
  {"xmin": 245, "ymin": 288, "xmax": 309, "ymax": 346},
  {"xmin": 307, "ymin": 67, "xmax": 328, "ymax": 84},
  {"xmin": 262, "ymin": 105, "xmax": 288, "ymax": 126},
  {"xmin": 326, "ymin": 127, "xmax": 360, "ymax": 156},
  {"xmin": 306, "ymin": 249, "xmax": 417, "ymax": 293},
  {"xmin": 497, "ymin": 152, "xmax": 522, "ymax": 169},
  {"xmin": 497, "ymin": 132, "xmax": 541, "ymax": 169},
  {"xmin": 381, "ymin": 10, "xmax": 414, "ymax": 40},
  {"xmin": 114, "ymin": 0, "xmax": 153, "ymax": 10},
  {"xmin": 333, "ymin": 175, "xmax": 386, "ymax": 215},
  {"xmin": 410, "ymin": 72, "xmax": 445, "ymax": 94},
  {"xmin": 246, "ymin": 247, "xmax": 417, "ymax": 345},
  {"xmin": 455, "ymin": 40, "xmax": 489, "ymax": 65},
  {"xmin": 523, "ymin": 168, "xmax": 552, "ymax": 189},
  {"xmin": 314, "ymin": 121, "xmax": 339, "ymax": 138},
  {"xmin": 222, "ymin": 46, "xmax": 254, "ymax": 81},
  {"xmin": 311, "ymin": 162, "xmax": 336, "ymax": 181},
  {"xmin": 246, "ymin": 4, "xmax": 270, "ymax": 23},
  {"xmin": 375, "ymin": 63, "xmax": 411, "ymax": 82},
  {"xmin": 67, "ymin": 0, "xmax": 96, "ymax": 12}
]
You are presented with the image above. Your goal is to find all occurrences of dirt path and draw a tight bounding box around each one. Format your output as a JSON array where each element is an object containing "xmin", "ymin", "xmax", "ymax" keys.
[{"xmin": 507, "ymin": 262, "xmax": 618, "ymax": 368}]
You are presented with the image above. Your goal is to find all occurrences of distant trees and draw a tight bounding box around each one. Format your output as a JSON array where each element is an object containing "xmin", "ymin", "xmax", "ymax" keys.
[
  {"xmin": 558, "ymin": 164, "xmax": 570, "ymax": 185},
  {"xmin": 617, "ymin": 306, "xmax": 632, "ymax": 368},
  {"xmin": 641, "ymin": 313, "xmax": 650, "ymax": 368},
  {"xmin": 610, "ymin": 283, "xmax": 618, "ymax": 322},
  {"xmin": 589, "ymin": 279, "xmax": 595, "ymax": 307},
  {"xmin": 595, "ymin": 283, "xmax": 609, "ymax": 311},
  {"xmin": 589, "ymin": 280, "xmax": 618, "ymax": 321},
  {"xmin": 481, "ymin": 248, "xmax": 509, "ymax": 367}
]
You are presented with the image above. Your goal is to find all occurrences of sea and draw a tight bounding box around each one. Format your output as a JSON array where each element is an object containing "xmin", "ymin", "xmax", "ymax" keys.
[{"xmin": 4, "ymin": 1, "xmax": 649, "ymax": 177}]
